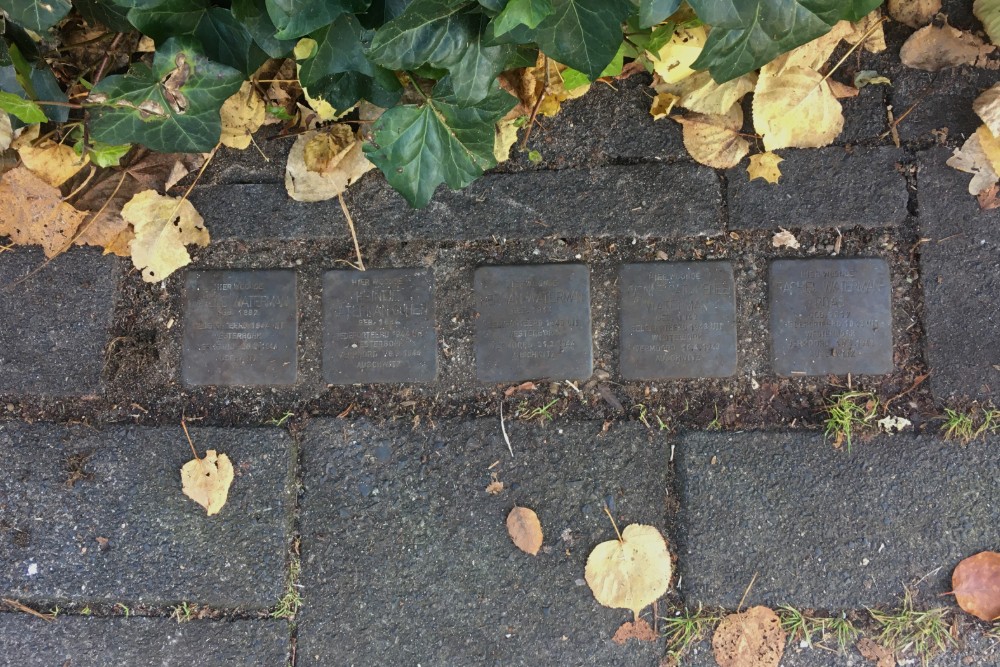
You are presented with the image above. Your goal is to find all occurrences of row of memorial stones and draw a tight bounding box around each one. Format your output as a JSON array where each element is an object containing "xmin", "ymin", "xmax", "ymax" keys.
[{"xmin": 186, "ymin": 258, "xmax": 893, "ymax": 387}]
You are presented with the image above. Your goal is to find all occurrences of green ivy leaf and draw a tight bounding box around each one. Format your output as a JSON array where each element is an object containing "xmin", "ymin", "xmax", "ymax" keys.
[
  {"xmin": 128, "ymin": 0, "xmax": 267, "ymax": 75},
  {"xmin": 532, "ymin": 0, "xmax": 632, "ymax": 81},
  {"xmin": 364, "ymin": 76, "xmax": 515, "ymax": 207},
  {"xmin": 0, "ymin": 0, "xmax": 72, "ymax": 32},
  {"xmin": 560, "ymin": 41, "xmax": 624, "ymax": 88},
  {"xmin": 74, "ymin": 0, "xmax": 133, "ymax": 31},
  {"xmin": 232, "ymin": 0, "xmax": 297, "ymax": 58},
  {"xmin": 478, "ymin": 0, "xmax": 504, "ymax": 10},
  {"xmin": 368, "ymin": 0, "xmax": 477, "ymax": 71},
  {"xmin": 689, "ymin": 0, "xmax": 882, "ymax": 82},
  {"xmin": 637, "ymin": 0, "xmax": 679, "ymax": 28},
  {"xmin": 358, "ymin": 0, "xmax": 414, "ymax": 28},
  {"xmin": 0, "ymin": 89, "xmax": 45, "ymax": 122},
  {"xmin": 87, "ymin": 38, "xmax": 243, "ymax": 152},
  {"xmin": 298, "ymin": 14, "xmax": 402, "ymax": 110},
  {"xmin": 493, "ymin": 0, "xmax": 553, "ymax": 34},
  {"xmin": 0, "ymin": 45, "xmax": 69, "ymax": 124},
  {"xmin": 84, "ymin": 141, "xmax": 133, "ymax": 167},
  {"xmin": 446, "ymin": 13, "xmax": 524, "ymax": 105},
  {"xmin": 265, "ymin": 0, "xmax": 371, "ymax": 40}
]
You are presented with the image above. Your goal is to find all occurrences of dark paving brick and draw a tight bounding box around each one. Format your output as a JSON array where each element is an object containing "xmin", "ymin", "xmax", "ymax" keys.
[
  {"xmin": 0, "ymin": 424, "xmax": 292, "ymax": 608},
  {"xmin": 190, "ymin": 162, "xmax": 723, "ymax": 242},
  {"xmin": 727, "ymin": 146, "xmax": 909, "ymax": 230},
  {"xmin": 0, "ymin": 248, "xmax": 117, "ymax": 396},
  {"xmin": 918, "ymin": 147, "xmax": 1000, "ymax": 401},
  {"xmin": 838, "ymin": 83, "xmax": 889, "ymax": 143},
  {"xmin": 892, "ymin": 66, "xmax": 1000, "ymax": 143},
  {"xmin": 675, "ymin": 431, "xmax": 1000, "ymax": 609},
  {"xmin": 0, "ymin": 614, "xmax": 289, "ymax": 666},
  {"xmin": 297, "ymin": 419, "xmax": 670, "ymax": 666}
]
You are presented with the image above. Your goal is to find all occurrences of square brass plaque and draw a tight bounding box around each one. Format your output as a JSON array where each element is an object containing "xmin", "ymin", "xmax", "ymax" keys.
[
  {"xmin": 323, "ymin": 268, "xmax": 437, "ymax": 384},
  {"xmin": 619, "ymin": 262, "xmax": 737, "ymax": 379},
  {"xmin": 770, "ymin": 258, "xmax": 893, "ymax": 376},
  {"xmin": 182, "ymin": 270, "xmax": 297, "ymax": 385},
  {"xmin": 474, "ymin": 264, "xmax": 592, "ymax": 383}
]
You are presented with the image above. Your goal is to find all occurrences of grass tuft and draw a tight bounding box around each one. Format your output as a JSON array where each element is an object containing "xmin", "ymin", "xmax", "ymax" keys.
[
  {"xmin": 171, "ymin": 601, "xmax": 194, "ymax": 624},
  {"xmin": 661, "ymin": 604, "xmax": 721, "ymax": 661},
  {"xmin": 823, "ymin": 391, "xmax": 878, "ymax": 453},
  {"xmin": 868, "ymin": 590, "xmax": 955, "ymax": 665},
  {"xmin": 778, "ymin": 606, "xmax": 859, "ymax": 654},
  {"xmin": 272, "ymin": 555, "xmax": 302, "ymax": 620},
  {"xmin": 940, "ymin": 406, "xmax": 999, "ymax": 444}
]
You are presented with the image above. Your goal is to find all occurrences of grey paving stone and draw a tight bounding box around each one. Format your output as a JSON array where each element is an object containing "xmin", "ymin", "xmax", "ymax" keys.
[
  {"xmin": 675, "ymin": 431, "xmax": 1000, "ymax": 609},
  {"xmin": 0, "ymin": 614, "xmax": 289, "ymax": 666},
  {"xmin": 0, "ymin": 424, "xmax": 292, "ymax": 608},
  {"xmin": 892, "ymin": 67, "xmax": 1000, "ymax": 142},
  {"xmin": 297, "ymin": 419, "xmax": 670, "ymax": 666},
  {"xmin": 189, "ymin": 162, "xmax": 723, "ymax": 242},
  {"xmin": 0, "ymin": 248, "xmax": 117, "ymax": 396},
  {"xmin": 918, "ymin": 147, "xmax": 1000, "ymax": 401},
  {"xmin": 727, "ymin": 146, "xmax": 909, "ymax": 230}
]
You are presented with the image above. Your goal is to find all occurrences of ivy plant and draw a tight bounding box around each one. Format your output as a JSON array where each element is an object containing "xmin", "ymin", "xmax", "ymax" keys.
[{"xmin": 0, "ymin": 0, "xmax": 883, "ymax": 206}]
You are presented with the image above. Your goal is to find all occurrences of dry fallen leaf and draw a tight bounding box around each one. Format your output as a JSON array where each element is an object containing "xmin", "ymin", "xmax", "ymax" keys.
[
  {"xmin": 650, "ymin": 91, "xmax": 680, "ymax": 120},
  {"xmin": 675, "ymin": 106, "xmax": 750, "ymax": 169},
  {"xmin": 975, "ymin": 84, "xmax": 1000, "ymax": 138},
  {"xmin": 220, "ymin": 81, "xmax": 266, "ymax": 150},
  {"xmin": 500, "ymin": 55, "xmax": 589, "ymax": 120},
  {"xmin": 504, "ymin": 381, "xmax": 537, "ymax": 397},
  {"xmin": 486, "ymin": 480, "xmax": 504, "ymax": 495},
  {"xmin": 611, "ymin": 618, "xmax": 659, "ymax": 644},
  {"xmin": 654, "ymin": 71, "xmax": 757, "ymax": 116},
  {"xmin": 975, "ymin": 0, "xmax": 1000, "ymax": 45},
  {"xmin": 285, "ymin": 125, "xmax": 373, "ymax": 202},
  {"xmin": 951, "ymin": 551, "xmax": 1000, "ymax": 622},
  {"xmin": 753, "ymin": 65, "xmax": 844, "ymax": 151},
  {"xmin": 845, "ymin": 10, "xmax": 887, "ymax": 53},
  {"xmin": 651, "ymin": 25, "xmax": 707, "ymax": 84},
  {"xmin": 0, "ymin": 113, "xmax": 11, "ymax": 151},
  {"xmin": 181, "ymin": 449, "xmax": 234, "ymax": 516},
  {"xmin": 0, "ymin": 167, "xmax": 87, "ymax": 257},
  {"xmin": 888, "ymin": 0, "xmax": 941, "ymax": 28},
  {"xmin": 13, "ymin": 126, "xmax": 90, "ymax": 187},
  {"xmin": 857, "ymin": 636, "xmax": 896, "ymax": 667},
  {"xmin": 899, "ymin": 22, "xmax": 995, "ymax": 71},
  {"xmin": 585, "ymin": 523, "xmax": 672, "ymax": 616},
  {"xmin": 947, "ymin": 132, "xmax": 1000, "ymax": 195},
  {"xmin": 712, "ymin": 606, "xmax": 786, "ymax": 667},
  {"xmin": 828, "ymin": 79, "xmax": 860, "ymax": 99},
  {"xmin": 507, "ymin": 506, "xmax": 543, "ymax": 555},
  {"xmin": 977, "ymin": 125, "xmax": 1000, "ymax": 174},
  {"xmin": 978, "ymin": 182, "xmax": 1000, "ymax": 209},
  {"xmin": 748, "ymin": 152, "xmax": 784, "ymax": 184},
  {"xmin": 121, "ymin": 190, "xmax": 210, "ymax": 282},
  {"xmin": 777, "ymin": 21, "xmax": 854, "ymax": 72},
  {"xmin": 494, "ymin": 116, "xmax": 520, "ymax": 163},
  {"xmin": 772, "ymin": 228, "xmax": 800, "ymax": 249}
]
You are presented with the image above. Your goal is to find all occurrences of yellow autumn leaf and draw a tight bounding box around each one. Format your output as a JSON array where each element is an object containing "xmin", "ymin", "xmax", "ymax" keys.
[
  {"xmin": 294, "ymin": 38, "xmax": 353, "ymax": 122},
  {"xmin": 121, "ymin": 190, "xmax": 210, "ymax": 283},
  {"xmin": 654, "ymin": 71, "xmax": 756, "ymax": 116},
  {"xmin": 675, "ymin": 105, "xmax": 750, "ymax": 169},
  {"xmin": 220, "ymin": 81, "xmax": 266, "ymax": 150},
  {"xmin": 774, "ymin": 21, "xmax": 853, "ymax": 73},
  {"xmin": 13, "ymin": 124, "xmax": 90, "ymax": 187},
  {"xmin": 651, "ymin": 25, "xmax": 707, "ymax": 84},
  {"xmin": 976, "ymin": 124, "xmax": 1000, "ymax": 175},
  {"xmin": 974, "ymin": 83, "xmax": 1000, "ymax": 137},
  {"xmin": 946, "ymin": 132, "xmax": 999, "ymax": 195},
  {"xmin": 585, "ymin": 524, "xmax": 672, "ymax": 616},
  {"xmin": 494, "ymin": 116, "xmax": 520, "ymax": 163},
  {"xmin": 753, "ymin": 66, "xmax": 844, "ymax": 151},
  {"xmin": 650, "ymin": 92, "xmax": 679, "ymax": 120},
  {"xmin": 0, "ymin": 113, "xmax": 11, "ymax": 151},
  {"xmin": 181, "ymin": 450, "xmax": 234, "ymax": 516},
  {"xmin": 845, "ymin": 10, "xmax": 887, "ymax": 53},
  {"xmin": 748, "ymin": 152, "xmax": 784, "ymax": 184},
  {"xmin": 0, "ymin": 167, "xmax": 88, "ymax": 257},
  {"xmin": 526, "ymin": 56, "xmax": 589, "ymax": 118},
  {"xmin": 974, "ymin": 0, "xmax": 1000, "ymax": 45},
  {"xmin": 285, "ymin": 125, "xmax": 373, "ymax": 202}
]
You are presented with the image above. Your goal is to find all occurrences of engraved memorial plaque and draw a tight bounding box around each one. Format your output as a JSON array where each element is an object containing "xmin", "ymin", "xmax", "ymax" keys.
[
  {"xmin": 474, "ymin": 264, "xmax": 593, "ymax": 382},
  {"xmin": 770, "ymin": 258, "xmax": 892, "ymax": 376},
  {"xmin": 619, "ymin": 262, "xmax": 737, "ymax": 379},
  {"xmin": 323, "ymin": 268, "xmax": 437, "ymax": 384},
  {"xmin": 182, "ymin": 270, "xmax": 297, "ymax": 385}
]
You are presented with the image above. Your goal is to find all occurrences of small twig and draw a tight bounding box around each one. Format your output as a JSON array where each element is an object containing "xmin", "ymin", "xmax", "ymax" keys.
[
  {"xmin": 500, "ymin": 401, "xmax": 514, "ymax": 458},
  {"xmin": 2, "ymin": 598, "xmax": 55, "ymax": 621},
  {"xmin": 819, "ymin": 17, "xmax": 887, "ymax": 86},
  {"xmin": 93, "ymin": 33, "xmax": 124, "ymax": 85},
  {"xmin": 520, "ymin": 55, "xmax": 550, "ymax": 150},
  {"xmin": 338, "ymin": 193, "xmax": 365, "ymax": 271},
  {"xmin": 181, "ymin": 418, "xmax": 199, "ymax": 460},
  {"xmin": 737, "ymin": 572, "xmax": 758, "ymax": 612},
  {"xmin": 603, "ymin": 504, "xmax": 623, "ymax": 542}
]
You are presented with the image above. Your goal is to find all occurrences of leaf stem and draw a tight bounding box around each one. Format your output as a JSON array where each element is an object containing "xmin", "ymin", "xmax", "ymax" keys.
[
  {"xmin": 181, "ymin": 418, "xmax": 199, "ymax": 460},
  {"xmin": 603, "ymin": 504, "xmax": 623, "ymax": 543}
]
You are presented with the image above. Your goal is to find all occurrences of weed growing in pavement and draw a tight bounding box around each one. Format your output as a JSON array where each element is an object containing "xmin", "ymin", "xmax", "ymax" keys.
[
  {"xmin": 80, "ymin": 606, "xmax": 91, "ymax": 616},
  {"xmin": 115, "ymin": 603, "xmax": 131, "ymax": 618},
  {"xmin": 516, "ymin": 398, "xmax": 560, "ymax": 423},
  {"xmin": 869, "ymin": 590, "xmax": 955, "ymax": 665},
  {"xmin": 989, "ymin": 623, "xmax": 1000, "ymax": 642},
  {"xmin": 661, "ymin": 604, "xmax": 721, "ymax": 661},
  {"xmin": 778, "ymin": 607, "xmax": 859, "ymax": 653},
  {"xmin": 272, "ymin": 555, "xmax": 302, "ymax": 620},
  {"xmin": 823, "ymin": 391, "xmax": 879, "ymax": 453},
  {"xmin": 705, "ymin": 404, "xmax": 722, "ymax": 431},
  {"xmin": 171, "ymin": 601, "xmax": 194, "ymax": 623},
  {"xmin": 266, "ymin": 411, "xmax": 295, "ymax": 428},
  {"xmin": 940, "ymin": 406, "xmax": 999, "ymax": 443}
]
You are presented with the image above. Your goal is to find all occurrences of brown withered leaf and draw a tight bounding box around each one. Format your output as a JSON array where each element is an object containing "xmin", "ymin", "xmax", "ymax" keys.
[
  {"xmin": 857, "ymin": 637, "xmax": 896, "ymax": 667},
  {"xmin": 504, "ymin": 381, "xmax": 537, "ymax": 397},
  {"xmin": 888, "ymin": 0, "xmax": 941, "ymax": 28},
  {"xmin": 0, "ymin": 167, "xmax": 87, "ymax": 257},
  {"xmin": 951, "ymin": 551, "xmax": 1000, "ymax": 621},
  {"xmin": 712, "ymin": 606, "xmax": 786, "ymax": 667},
  {"xmin": 978, "ymin": 182, "xmax": 1000, "ymax": 209},
  {"xmin": 899, "ymin": 22, "xmax": 996, "ymax": 71},
  {"xmin": 611, "ymin": 618, "xmax": 659, "ymax": 644},
  {"xmin": 675, "ymin": 106, "xmax": 749, "ymax": 169},
  {"xmin": 506, "ymin": 506, "xmax": 543, "ymax": 555}
]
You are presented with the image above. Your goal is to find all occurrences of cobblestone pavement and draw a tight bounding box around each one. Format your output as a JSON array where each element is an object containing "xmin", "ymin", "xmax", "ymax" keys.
[{"xmin": 2, "ymin": 5, "xmax": 1000, "ymax": 666}]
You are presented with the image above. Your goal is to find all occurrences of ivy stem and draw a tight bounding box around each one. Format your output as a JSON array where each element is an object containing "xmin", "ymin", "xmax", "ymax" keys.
[{"xmin": 94, "ymin": 33, "xmax": 125, "ymax": 85}]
